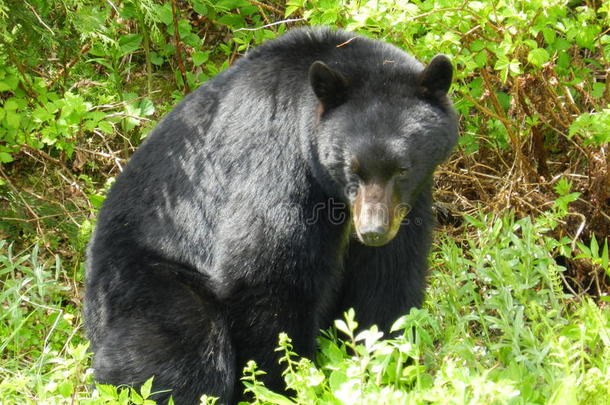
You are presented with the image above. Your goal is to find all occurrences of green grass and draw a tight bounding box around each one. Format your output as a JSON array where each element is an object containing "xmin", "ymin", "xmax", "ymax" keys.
[{"xmin": 1, "ymin": 211, "xmax": 608, "ymax": 404}]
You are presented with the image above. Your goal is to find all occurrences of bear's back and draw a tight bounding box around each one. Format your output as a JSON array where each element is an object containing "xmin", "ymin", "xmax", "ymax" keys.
[{"xmin": 87, "ymin": 27, "xmax": 430, "ymax": 280}]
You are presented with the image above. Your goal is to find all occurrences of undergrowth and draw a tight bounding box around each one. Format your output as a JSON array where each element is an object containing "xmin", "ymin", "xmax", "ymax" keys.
[
  {"xmin": 0, "ymin": 211, "xmax": 608, "ymax": 404},
  {"xmin": 1, "ymin": 0, "xmax": 607, "ymax": 294},
  {"xmin": 0, "ymin": 0, "xmax": 609, "ymax": 404}
]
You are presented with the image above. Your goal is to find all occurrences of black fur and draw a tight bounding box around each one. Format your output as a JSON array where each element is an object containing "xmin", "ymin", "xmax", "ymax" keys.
[{"xmin": 84, "ymin": 27, "xmax": 458, "ymax": 404}]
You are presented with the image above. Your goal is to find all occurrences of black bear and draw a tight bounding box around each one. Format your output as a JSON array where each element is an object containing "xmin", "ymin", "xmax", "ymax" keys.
[{"xmin": 84, "ymin": 27, "xmax": 457, "ymax": 404}]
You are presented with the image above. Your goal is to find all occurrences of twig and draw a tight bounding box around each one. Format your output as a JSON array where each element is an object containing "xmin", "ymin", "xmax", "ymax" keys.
[
  {"xmin": 104, "ymin": 112, "xmax": 153, "ymax": 121},
  {"xmin": 25, "ymin": 1, "xmax": 54, "ymax": 35},
  {"xmin": 249, "ymin": 0, "xmax": 271, "ymax": 26},
  {"xmin": 0, "ymin": 212, "xmax": 86, "ymax": 223},
  {"xmin": 235, "ymin": 18, "xmax": 304, "ymax": 32},
  {"xmin": 559, "ymin": 271, "xmax": 582, "ymax": 300},
  {"xmin": 170, "ymin": 0, "xmax": 190, "ymax": 94},
  {"xmin": 337, "ymin": 37, "xmax": 357, "ymax": 48},
  {"xmin": 105, "ymin": 0, "xmax": 120, "ymax": 15},
  {"xmin": 480, "ymin": 68, "xmax": 520, "ymax": 158},
  {"xmin": 93, "ymin": 129, "xmax": 127, "ymax": 171},
  {"xmin": 569, "ymin": 212, "xmax": 587, "ymax": 251},
  {"xmin": 243, "ymin": 0, "xmax": 283, "ymax": 15},
  {"xmin": 461, "ymin": 93, "xmax": 507, "ymax": 123},
  {"xmin": 87, "ymin": 91, "xmax": 160, "ymax": 112},
  {"xmin": 74, "ymin": 146, "xmax": 126, "ymax": 162},
  {"xmin": 19, "ymin": 144, "xmax": 62, "ymax": 165}
]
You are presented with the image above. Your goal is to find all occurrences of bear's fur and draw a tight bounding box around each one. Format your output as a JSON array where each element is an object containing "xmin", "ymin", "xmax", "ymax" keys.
[{"xmin": 84, "ymin": 27, "xmax": 458, "ymax": 404}]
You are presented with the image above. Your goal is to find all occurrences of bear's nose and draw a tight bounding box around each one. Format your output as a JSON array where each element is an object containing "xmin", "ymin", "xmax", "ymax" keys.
[{"xmin": 360, "ymin": 225, "xmax": 389, "ymax": 246}]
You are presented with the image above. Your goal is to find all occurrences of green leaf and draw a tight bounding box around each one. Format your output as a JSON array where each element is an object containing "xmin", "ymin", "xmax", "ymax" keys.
[
  {"xmin": 473, "ymin": 51, "xmax": 487, "ymax": 68},
  {"xmin": 334, "ymin": 319, "xmax": 351, "ymax": 337},
  {"xmin": 319, "ymin": 335, "xmax": 342, "ymax": 359},
  {"xmin": 139, "ymin": 99, "xmax": 155, "ymax": 116},
  {"xmin": 88, "ymin": 194, "xmax": 106, "ymax": 209},
  {"xmin": 192, "ymin": 51, "xmax": 209, "ymax": 66},
  {"xmin": 192, "ymin": 0, "xmax": 208, "ymax": 15},
  {"xmin": 496, "ymin": 91, "xmax": 511, "ymax": 111},
  {"xmin": 542, "ymin": 27, "xmax": 556, "ymax": 45},
  {"xmin": 527, "ymin": 48, "xmax": 549, "ymax": 66},
  {"xmin": 244, "ymin": 385, "xmax": 295, "ymax": 404},
  {"xmin": 98, "ymin": 120, "xmax": 113, "ymax": 134},
  {"xmin": 215, "ymin": 0, "xmax": 250, "ymax": 10},
  {"xmin": 0, "ymin": 151, "xmax": 13, "ymax": 163},
  {"xmin": 156, "ymin": 2, "xmax": 173, "ymax": 25},
  {"xmin": 601, "ymin": 238, "xmax": 609, "ymax": 273},
  {"xmin": 140, "ymin": 377, "xmax": 153, "ymax": 399},
  {"xmin": 329, "ymin": 369, "xmax": 348, "ymax": 391},
  {"xmin": 557, "ymin": 52, "xmax": 570, "ymax": 69},
  {"xmin": 217, "ymin": 14, "xmax": 246, "ymax": 28},
  {"xmin": 554, "ymin": 177, "xmax": 572, "ymax": 196},
  {"xmin": 569, "ymin": 109, "xmax": 610, "ymax": 145},
  {"xmin": 576, "ymin": 24, "xmax": 600, "ymax": 50},
  {"xmin": 178, "ymin": 19, "xmax": 192, "ymax": 37},
  {"xmin": 150, "ymin": 52, "xmax": 164, "ymax": 66},
  {"xmin": 508, "ymin": 59, "xmax": 522, "ymax": 75},
  {"xmin": 5, "ymin": 111, "xmax": 21, "ymax": 129},
  {"xmin": 0, "ymin": 74, "xmax": 19, "ymax": 92},
  {"xmin": 591, "ymin": 82, "xmax": 605, "ymax": 99},
  {"xmin": 590, "ymin": 235, "xmax": 599, "ymax": 259},
  {"xmin": 319, "ymin": 9, "xmax": 339, "ymax": 25},
  {"xmin": 576, "ymin": 241, "xmax": 591, "ymax": 257},
  {"xmin": 471, "ymin": 39, "xmax": 486, "ymax": 52},
  {"xmin": 554, "ymin": 38, "xmax": 571, "ymax": 51},
  {"xmin": 119, "ymin": 34, "xmax": 143, "ymax": 56},
  {"xmin": 285, "ymin": 5, "xmax": 300, "ymax": 17},
  {"xmin": 87, "ymin": 110, "xmax": 106, "ymax": 122},
  {"xmin": 96, "ymin": 384, "xmax": 118, "ymax": 399},
  {"xmin": 87, "ymin": 57, "xmax": 113, "ymax": 70},
  {"xmin": 494, "ymin": 56, "xmax": 521, "ymax": 82},
  {"xmin": 4, "ymin": 99, "xmax": 18, "ymax": 111},
  {"xmin": 57, "ymin": 380, "xmax": 73, "ymax": 398},
  {"xmin": 130, "ymin": 389, "xmax": 144, "ymax": 404},
  {"xmin": 467, "ymin": 1, "xmax": 485, "ymax": 11},
  {"xmin": 464, "ymin": 214, "xmax": 486, "ymax": 229}
]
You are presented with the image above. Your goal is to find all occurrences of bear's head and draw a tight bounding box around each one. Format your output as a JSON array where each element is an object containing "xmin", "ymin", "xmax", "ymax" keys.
[{"xmin": 309, "ymin": 54, "xmax": 457, "ymax": 247}]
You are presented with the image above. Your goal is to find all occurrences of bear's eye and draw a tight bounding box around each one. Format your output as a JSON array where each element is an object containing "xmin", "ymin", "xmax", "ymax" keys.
[{"xmin": 397, "ymin": 168, "xmax": 409, "ymax": 178}]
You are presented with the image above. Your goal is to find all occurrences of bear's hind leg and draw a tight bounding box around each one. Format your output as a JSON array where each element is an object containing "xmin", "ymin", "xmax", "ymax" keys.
[{"xmin": 89, "ymin": 262, "xmax": 235, "ymax": 405}]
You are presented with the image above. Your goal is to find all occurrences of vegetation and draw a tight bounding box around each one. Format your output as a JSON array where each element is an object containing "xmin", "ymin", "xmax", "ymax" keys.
[{"xmin": 0, "ymin": 0, "xmax": 608, "ymax": 404}]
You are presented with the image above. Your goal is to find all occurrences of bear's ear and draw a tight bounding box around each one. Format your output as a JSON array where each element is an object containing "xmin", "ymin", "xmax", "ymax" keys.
[
  {"xmin": 418, "ymin": 54, "xmax": 453, "ymax": 99},
  {"xmin": 309, "ymin": 61, "xmax": 349, "ymax": 109}
]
